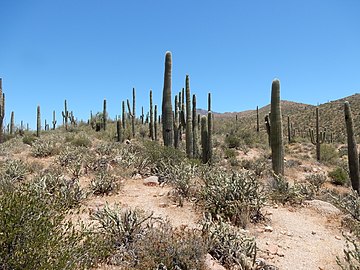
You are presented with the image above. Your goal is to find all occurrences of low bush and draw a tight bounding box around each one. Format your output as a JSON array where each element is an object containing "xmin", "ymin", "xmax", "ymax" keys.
[
  {"xmin": 91, "ymin": 171, "xmax": 119, "ymax": 195},
  {"xmin": 31, "ymin": 139, "xmax": 58, "ymax": 157},
  {"xmin": 328, "ymin": 167, "xmax": 349, "ymax": 186}
]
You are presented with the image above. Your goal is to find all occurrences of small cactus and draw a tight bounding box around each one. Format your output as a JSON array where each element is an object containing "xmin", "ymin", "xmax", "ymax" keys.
[
  {"xmin": 344, "ymin": 101, "xmax": 360, "ymax": 192},
  {"xmin": 256, "ymin": 106, "xmax": 259, "ymax": 132},
  {"xmin": 103, "ymin": 99, "xmax": 107, "ymax": 131},
  {"xmin": 10, "ymin": 111, "xmax": 14, "ymax": 135},
  {"xmin": 52, "ymin": 110, "xmax": 57, "ymax": 130},
  {"xmin": 161, "ymin": 51, "xmax": 173, "ymax": 147},
  {"xmin": 62, "ymin": 100, "xmax": 69, "ymax": 130}
]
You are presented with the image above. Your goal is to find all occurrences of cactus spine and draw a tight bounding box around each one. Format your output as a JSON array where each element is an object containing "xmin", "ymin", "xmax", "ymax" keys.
[
  {"xmin": 62, "ymin": 100, "xmax": 69, "ymax": 130},
  {"xmin": 10, "ymin": 111, "xmax": 14, "ymax": 135},
  {"xmin": 185, "ymin": 75, "xmax": 193, "ymax": 158},
  {"xmin": 309, "ymin": 107, "xmax": 325, "ymax": 161},
  {"xmin": 161, "ymin": 51, "xmax": 173, "ymax": 147},
  {"xmin": 52, "ymin": 110, "xmax": 57, "ymax": 130},
  {"xmin": 192, "ymin": 94, "xmax": 199, "ymax": 157},
  {"xmin": 36, "ymin": 105, "xmax": 41, "ymax": 137},
  {"xmin": 149, "ymin": 90, "xmax": 154, "ymax": 140},
  {"xmin": 0, "ymin": 79, "xmax": 4, "ymax": 143},
  {"xmin": 344, "ymin": 101, "xmax": 360, "ymax": 192},
  {"xmin": 270, "ymin": 79, "xmax": 284, "ymax": 175}
]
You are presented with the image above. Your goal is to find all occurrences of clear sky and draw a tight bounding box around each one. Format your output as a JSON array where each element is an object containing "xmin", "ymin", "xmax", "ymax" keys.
[{"xmin": 0, "ymin": 0, "xmax": 359, "ymax": 129}]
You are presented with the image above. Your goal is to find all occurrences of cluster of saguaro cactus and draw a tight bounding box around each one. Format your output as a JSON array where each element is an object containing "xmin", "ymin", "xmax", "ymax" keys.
[
  {"xmin": 162, "ymin": 51, "xmax": 174, "ymax": 147},
  {"xmin": 37, "ymin": 105, "xmax": 41, "ymax": 137},
  {"xmin": 0, "ymin": 79, "xmax": 5, "ymax": 143},
  {"xmin": 309, "ymin": 107, "xmax": 325, "ymax": 161},
  {"xmin": 270, "ymin": 79, "xmax": 284, "ymax": 175},
  {"xmin": 344, "ymin": 101, "xmax": 360, "ymax": 192}
]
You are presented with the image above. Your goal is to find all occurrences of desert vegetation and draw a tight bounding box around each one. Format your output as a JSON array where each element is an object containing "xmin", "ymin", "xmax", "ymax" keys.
[{"xmin": 1, "ymin": 52, "xmax": 360, "ymax": 269}]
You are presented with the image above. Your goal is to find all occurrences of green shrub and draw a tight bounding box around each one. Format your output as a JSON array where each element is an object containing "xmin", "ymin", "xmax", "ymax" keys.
[
  {"xmin": 31, "ymin": 139, "xmax": 58, "ymax": 157},
  {"xmin": 328, "ymin": 167, "xmax": 349, "ymax": 186},
  {"xmin": 71, "ymin": 133, "xmax": 92, "ymax": 147},
  {"xmin": 270, "ymin": 175, "xmax": 305, "ymax": 205},
  {"xmin": 320, "ymin": 144, "xmax": 339, "ymax": 164},
  {"xmin": 91, "ymin": 171, "xmax": 119, "ymax": 195},
  {"xmin": 224, "ymin": 148, "xmax": 237, "ymax": 159},
  {"xmin": 225, "ymin": 134, "xmax": 241, "ymax": 149},
  {"xmin": 305, "ymin": 173, "xmax": 327, "ymax": 192},
  {"xmin": 22, "ymin": 134, "xmax": 37, "ymax": 146},
  {"xmin": 200, "ymin": 169, "xmax": 265, "ymax": 227},
  {"xmin": 1, "ymin": 159, "xmax": 28, "ymax": 182}
]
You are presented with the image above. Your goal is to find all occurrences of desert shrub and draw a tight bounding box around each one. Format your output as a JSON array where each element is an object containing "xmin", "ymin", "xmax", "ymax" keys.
[
  {"xmin": 224, "ymin": 148, "xmax": 237, "ymax": 159},
  {"xmin": 91, "ymin": 171, "xmax": 119, "ymax": 195},
  {"xmin": 200, "ymin": 169, "xmax": 265, "ymax": 227},
  {"xmin": 131, "ymin": 222, "xmax": 207, "ymax": 270},
  {"xmin": 328, "ymin": 167, "xmax": 349, "ymax": 186},
  {"xmin": 201, "ymin": 216, "xmax": 256, "ymax": 269},
  {"xmin": 240, "ymin": 156, "xmax": 269, "ymax": 176},
  {"xmin": 22, "ymin": 134, "xmax": 37, "ymax": 146},
  {"xmin": 225, "ymin": 134, "xmax": 241, "ymax": 149},
  {"xmin": 337, "ymin": 236, "xmax": 360, "ymax": 269},
  {"xmin": 305, "ymin": 173, "xmax": 327, "ymax": 192},
  {"xmin": 0, "ymin": 184, "xmax": 103, "ymax": 270},
  {"xmin": 31, "ymin": 169, "xmax": 85, "ymax": 210},
  {"xmin": 71, "ymin": 133, "xmax": 92, "ymax": 147},
  {"xmin": 270, "ymin": 175, "xmax": 305, "ymax": 204},
  {"xmin": 331, "ymin": 189, "xmax": 360, "ymax": 222},
  {"xmin": 31, "ymin": 139, "xmax": 58, "ymax": 157},
  {"xmin": 1, "ymin": 159, "xmax": 28, "ymax": 182},
  {"xmin": 95, "ymin": 142, "xmax": 119, "ymax": 156},
  {"xmin": 57, "ymin": 146, "xmax": 87, "ymax": 178},
  {"xmin": 321, "ymin": 144, "xmax": 339, "ymax": 164}
]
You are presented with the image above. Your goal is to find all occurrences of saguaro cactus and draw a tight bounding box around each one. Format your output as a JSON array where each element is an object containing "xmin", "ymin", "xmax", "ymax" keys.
[
  {"xmin": 174, "ymin": 95, "xmax": 179, "ymax": 148},
  {"xmin": 116, "ymin": 119, "xmax": 122, "ymax": 142},
  {"xmin": 62, "ymin": 100, "xmax": 69, "ymax": 130},
  {"xmin": 37, "ymin": 105, "xmax": 41, "ymax": 137},
  {"xmin": 201, "ymin": 116, "xmax": 208, "ymax": 164},
  {"xmin": 52, "ymin": 110, "xmax": 57, "ymax": 130},
  {"xmin": 192, "ymin": 94, "xmax": 199, "ymax": 157},
  {"xmin": 103, "ymin": 99, "xmax": 107, "ymax": 131},
  {"xmin": 161, "ymin": 51, "xmax": 173, "ymax": 147},
  {"xmin": 256, "ymin": 106, "xmax": 260, "ymax": 132},
  {"xmin": 207, "ymin": 92, "xmax": 213, "ymax": 163},
  {"xmin": 154, "ymin": 105, "xmax": 158, "ymax": 141},
  {"xmin": 309, "ymin": 107, "xmax": 325, "ymax": 161},
  {"xmin": 287, "ymin": 116, "xmax": 292, "ymax": 143},
  {"xmin": 265, "ymin": 114, "xmax": 271, "ymax": 146},
  {"xmin": 127, "ymin": 88, "xmax": 136, "ymax": 137},
  {"xmin": 344, "ymin": 101, "xmax": 360, "ymax": 192},
  {"xmin": 270, "ymin": 79, "xmax": 284, "ymax": 175},
  {"xmin": 0, "ymin": 79, "xmax": 4, "ymax": 143},
  {"xmin": 10, "ymin": 111, "xmax": 14, "ymax": 135},
  {"xmin": 149, "ymin": 90, "xmax": 154, "ymax": 140},
  {"xmin": 185, "ymin": 75, "xmax": 193, "ymax": 158}
]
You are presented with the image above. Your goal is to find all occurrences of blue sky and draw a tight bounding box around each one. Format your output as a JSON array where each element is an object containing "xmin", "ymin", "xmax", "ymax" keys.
[{"xmin": 0, "ymin": 0, "xmax": 359, "ymax": 129}]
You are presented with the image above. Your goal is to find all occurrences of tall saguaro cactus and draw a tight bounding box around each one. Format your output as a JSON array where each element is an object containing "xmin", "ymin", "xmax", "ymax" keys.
[
  {"xmin": 344, "ymin": 101, "xmax": 360, "ymax": 192},
  {"xmin": 37, "ymin": 105, "xmax": 41, "ymax": 137},
  {"xmin": 192, "ymin": 94, "xmax": 199, "ymax": 157},
  {"xmin": 207, "ymin": 92, "xmax": 213, "ymax": 163},
  {"xmin": 127, "ymin": 88, "xmax": 136, "ymax": 137},
  {"xmin": 149, "ymin": 90, "xmax": 154, "ymax": 140},
  {"xmin": 122, "ymin": 101, "xmax": 126, "ymax": 130},
  {"xmin": 185, "ymin": 75, "xmax": 193, "ymax": 158},
  {"xmin": 256, "ymin": 106, "xmax": 260, "ymax": 132},
  {"xmin": 270, "ymin": 79, "xmax": 284, "ymax": 175},
  {"xmin": 174, "ymin": 95, "xmax": 179, "ymax": 148},
  {"xmin": 103, "ymin": 99, "xmax": 107, "ymax": 131},
  {"xmin": 52, "ymin": 110, "xmax": 57, "ymax": 130},
  {"xmin": 162, "ymin": 51, "xmax": 173, "ymax": 147},
  {"xmin": 0, "ymin": 78, "xmax": 4, "ymax": 143},
  {"xmin": 201, "ymin": 116, "xmax": 208, "ymax": 164},
  {"xmin": 154, "ymin": 105, "xmax": 158, "ymax": 141}
]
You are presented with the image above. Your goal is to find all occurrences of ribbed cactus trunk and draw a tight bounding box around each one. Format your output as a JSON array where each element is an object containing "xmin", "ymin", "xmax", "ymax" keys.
[
  {"xmin": 201, "ymin": 116, "xmax": 208, "ymax": 164},
  {"xmin": 207, "ymin": 93, "xmax": 213, "ymax": 163},
  {"xmin": 103, "ymin": 99, "xmax": 107, "ymax": 131},
  {"xmin": 10, "ymin": 111, "xmax": 14, "ymax": 135},
  {"xmin": 162, "ymin": 51, "xmax": 173, "ymax": 147},
  {"xmin": 185, "ymin": 75, "xmax": 193, "ymax": 158},
  {"xmin": 149, "ymin": 90, "xmax": 154, "ymax": 140},
  {"xmin": 265, "ymin": 114, "xmax": 271, "ymax": 146},
  {"xmin": 36, "ymin": 105, "xmax": 41, "ymax": 138},
  {"xmin": 287, "ymin": 115, "xmax": 291, "ymax": 143},
  {"xmin": 309, "ymin": 108, "xmax": 324, "ymax": 161},
  {"xmin": 192, "ymin": 94, "xmax": 199, "ymax": 157},
  {"xmin": 344, "ymin": 101, "xmax": 360, "ymax": 192},
  {"xmin": 116, "ymin": 119, "xmax": 122, "ymax": 142},
  {"xmin": 122, "ymin": 101, "xmax": 126, "ymax": 130},
  {"xmin": 154, "ymin": 105, "xmax": 158, "ymax": 141},
  {"xmin": 270, "ymin": 79, "xmax": 284, "ymax": 175},
  {"xmin": 174, "ymin": 95, "xmax": 179, "ymax": 148},
  {"xmin": 0, "ymin": 79, "xmax": 4, "ymax": 143}
]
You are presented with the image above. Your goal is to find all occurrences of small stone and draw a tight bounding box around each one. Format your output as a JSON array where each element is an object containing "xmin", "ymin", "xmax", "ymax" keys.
[
  {"xmin": 277, "ymin": 251, "xmax": 285, "ymax": 257},
  {"xmin": 280, "ymin": 230, "xmax": 287, "ymax": 235},
  {"xmin": 312, "ymin": 231, "xmax": 316, "ymax": 235},
  {"xmin": 264, "ymin": 226, "xmax": 273, "ymax": 232},
  {"xmin": 335, "ymin": 235, "xmax": 341, "ymax": 240},
  {"xmin": 287, "ymin": 232, "xmax": 293, "ymax": 237},
  {"xmin": 143, "ymin": 176, "xmax": 159, "ymax": 186},
  {"xmin": 273, "ymin": 204, "xmax": 278, "ymax": 209},
  {"xmin": 159, "ymin": 203, "xmax": 168, "ymax": 208}
]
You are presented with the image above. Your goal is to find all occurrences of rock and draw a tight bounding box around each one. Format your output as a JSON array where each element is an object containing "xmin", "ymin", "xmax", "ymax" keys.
[
  {"xmin": 277, "ymin": 250, "xmax": 285, "ymax": 257},
  {"xmin": 159, "ymin": 202, "xmax": 168, "ymax": 208},
  {"xmin": 204, "ymin": 254, "xmax": 226, "ymax": 270},
  {"xmin": 312, "ymin": 231, "xmax": 316, "ymax": 235},
  {"xmin": 267, "ymin": 244, "xmax": 278, "ymax": 255},
  {"xmin": 143, "ymin": 176, "xmax": 159, "ymax": 186},
  {"xmin": 125, "ymin": 139, "xmax": 131, "ymax": 144},
  {"xmin": 264, "ymin": 225, "xmax": 273, "ymax": 232},
  {"xmin": 305, "ymin": 199, "xmax": 342, "ymax": 215},
  {"xmin": 335, "ymin": 235, "xmax": 341, "ymax": 240},
  {"xmin": 132, "ymin": 173, "xmax": 142, "ymax": 179}
]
